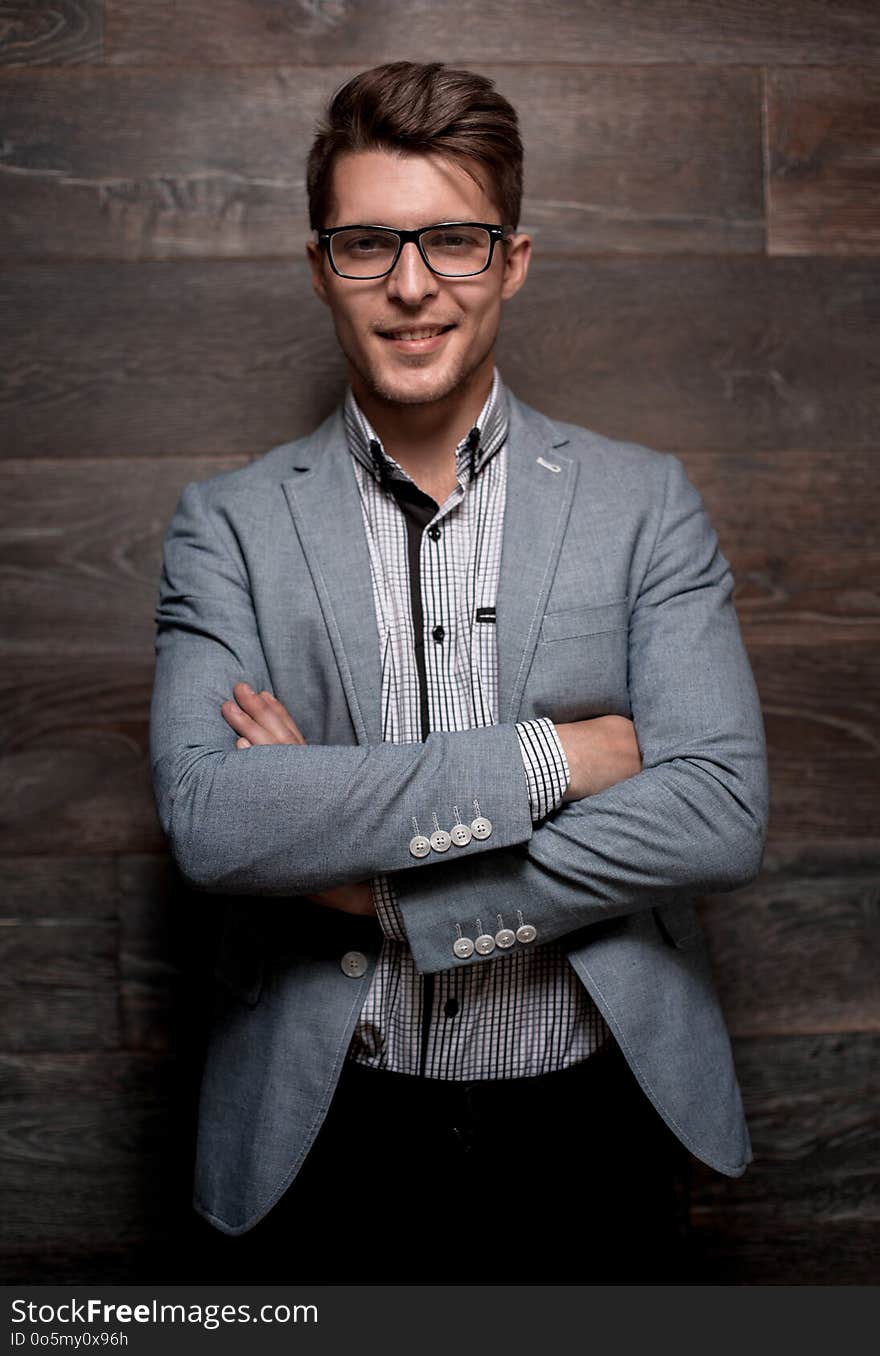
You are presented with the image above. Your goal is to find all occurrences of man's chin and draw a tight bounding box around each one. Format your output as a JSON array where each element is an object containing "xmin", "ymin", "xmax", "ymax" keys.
[{"xmin": 359, "ymin": 361, "xmax": 464, "ymax": 409}]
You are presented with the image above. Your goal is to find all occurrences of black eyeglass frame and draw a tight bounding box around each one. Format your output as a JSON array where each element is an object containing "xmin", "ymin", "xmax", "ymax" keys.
[{"xmin": 316, "ymin": 222, "xmax": 513, "ymax": 279}]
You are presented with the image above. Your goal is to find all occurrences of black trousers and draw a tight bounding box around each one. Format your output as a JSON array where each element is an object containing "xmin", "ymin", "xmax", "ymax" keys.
[{"xmin": 194, "ymin": 1038, "xmax": 699, "ymax": 1284}]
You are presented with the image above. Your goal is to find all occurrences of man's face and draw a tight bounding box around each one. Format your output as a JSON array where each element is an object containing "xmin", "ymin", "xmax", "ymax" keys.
[{"xmin": 306, "ymin": 148, "xmax": 531, "ymax": 409}]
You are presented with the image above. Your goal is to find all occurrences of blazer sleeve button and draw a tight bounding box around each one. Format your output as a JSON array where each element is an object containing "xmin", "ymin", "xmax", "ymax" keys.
[{"xmin": 340, "ymin": 950, "xmax": 368, "ymax": 978}]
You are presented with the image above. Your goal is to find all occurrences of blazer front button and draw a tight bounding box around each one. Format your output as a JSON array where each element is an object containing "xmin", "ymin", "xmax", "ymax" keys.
[{"xmin": 340, "ymin": 950, "xmax": 368, "ymax": 978}]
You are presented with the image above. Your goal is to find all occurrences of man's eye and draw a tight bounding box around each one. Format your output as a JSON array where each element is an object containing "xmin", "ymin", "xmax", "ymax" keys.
[
  {"xmin": 342, "ymin": 235, "xmax": 392, "ymax": 254},
  {"xmin": 426, "ymin": 232, "xmax": 473, "ymax": 250}
]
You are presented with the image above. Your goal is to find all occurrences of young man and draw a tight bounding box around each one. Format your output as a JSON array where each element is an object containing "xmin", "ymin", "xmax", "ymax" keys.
[{"xmin": 150, "ymin": 61, "xmax": 769, "ymax": 1283}]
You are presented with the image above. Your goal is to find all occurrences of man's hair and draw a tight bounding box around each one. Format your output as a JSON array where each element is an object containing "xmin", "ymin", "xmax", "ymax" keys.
[{"xmin": 306, "ymin": 61, "xmax": 523, "ymax": 231}]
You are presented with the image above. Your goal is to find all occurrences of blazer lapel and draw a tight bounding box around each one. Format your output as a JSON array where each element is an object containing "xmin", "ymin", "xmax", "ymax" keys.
[
  {"xmin": 497, "ymin": 394, "xmax": 579, "ymax": 722},
  {"xmin": 281, "ymin": 408, "xmax": 384, "ymax": 745},
  {"xmin": 280, "ymin": 390, "xmax": 578, "ymax": 742}
]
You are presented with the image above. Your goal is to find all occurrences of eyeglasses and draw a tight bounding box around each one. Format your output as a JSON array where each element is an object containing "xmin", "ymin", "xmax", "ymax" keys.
[{"xmin": 317, "ymin": 222, "xmax": 511, "ymax": 280}]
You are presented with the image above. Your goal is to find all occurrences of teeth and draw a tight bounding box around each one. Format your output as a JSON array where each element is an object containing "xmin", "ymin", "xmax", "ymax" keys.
[{"xmin": 385, "ymin": 327, "xmax": 446, "ymax": 340}]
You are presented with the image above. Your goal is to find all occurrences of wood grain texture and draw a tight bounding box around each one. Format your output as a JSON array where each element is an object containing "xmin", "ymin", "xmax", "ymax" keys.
[
  {"xmin": 0, "ymin": 1050, "xmax": 190, "ymax": 1251},
  {"xmin": 768, "ymin": 68, "xmax": 880, "ymax": 256},
  {"xmin": 701, "ymin": 841, "xmax": 880, "ymax": 1037},
  {"xmin": 1, "ymin": 855, "xmax": 125, "ymax": 1055},
  {"xmin": 0, "ymin": 855, "xmax": 218, "ymax": 1056},
  {"xmin": 0, "ymin": 659, "xmax": 163, "ymax": 855},
  {"xmin": 682, "ymin": 451, "xmax": 880, "ymax": 648},
  {"xmin": 104, "ymin": 0, "xmax": 880, "ymax": 68},
  {"xmin": 2, "ymin": 258, "xmax": 878, "ymax": 457},
  {"xmin": 0, "ymin": 64, "xmax": 763, "ymax": 260},
  {"xmin": 2, "ymin": 854, "xmax": 119, "ymax": 917},
  {"xmin": 1, "ymin": 452, "xmax": 877, "ymax": 659},
  {"xmin": 750, "ymin": 643, "xmax": 880, "ymax": 841},
  {"xmin": 0, "ymin": 0, "xmax": 101, "ymax": 66},
  {"xmin": 0, "ymin": 918, "xmax": 119, "ymax": 1051}
]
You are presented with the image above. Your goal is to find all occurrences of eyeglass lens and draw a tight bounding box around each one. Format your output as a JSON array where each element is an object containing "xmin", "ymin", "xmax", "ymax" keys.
[{"xmin": 329, "ymin": 226, "xmax": 493, "ymax": 278}]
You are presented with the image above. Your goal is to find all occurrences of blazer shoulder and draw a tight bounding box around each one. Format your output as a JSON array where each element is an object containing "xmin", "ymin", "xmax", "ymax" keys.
[
  {"xmin": 549, "ymin": 414, "xmax": 673, "ymax": 477},
  {"xmin": 516, "ymin": 399, "xmax": 681, "ymax": 509}
]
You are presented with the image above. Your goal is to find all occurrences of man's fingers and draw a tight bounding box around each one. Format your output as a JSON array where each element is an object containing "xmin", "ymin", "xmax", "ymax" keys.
[
  {"xmin": 258, "ymin": 689, "xmax": 306, "ymax": 743},
  {"xmin": 221, "ymin": 698, "xmax": 270, "ymax": 744},
  {"xmin": 221, "ymin": 682, "xmax": 307, "ymax": 746}
]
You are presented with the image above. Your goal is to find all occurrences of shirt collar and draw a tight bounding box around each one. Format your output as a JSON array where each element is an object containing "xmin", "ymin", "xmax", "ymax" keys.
[{"xmin": 343, "ymin": 366, "xmax": 509, "ymax": 490}]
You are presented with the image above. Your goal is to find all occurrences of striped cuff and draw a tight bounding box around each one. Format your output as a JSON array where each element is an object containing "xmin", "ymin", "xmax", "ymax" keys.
[
  {"xmin": 515, "ymin": 717, "xmax": 571, "ymax": 822},
  {"xmin": 371, "ymin": 873, "xmax": 408, "ymax": 942}
]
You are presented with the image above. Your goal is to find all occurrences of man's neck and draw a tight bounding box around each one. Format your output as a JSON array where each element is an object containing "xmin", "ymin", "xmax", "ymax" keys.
[{"xmin": 350, "ymin": 362, "xmax": 495, "ymax": 495}]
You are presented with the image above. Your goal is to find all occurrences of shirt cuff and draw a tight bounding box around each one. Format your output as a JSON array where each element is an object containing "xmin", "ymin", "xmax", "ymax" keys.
[
  {"xmin": 371, "ymin": 873, "xmax": 408, "ymax": 942},
  {"xmin": 515, "ymin": 717, "xmax": 571, "ymax": 822}
]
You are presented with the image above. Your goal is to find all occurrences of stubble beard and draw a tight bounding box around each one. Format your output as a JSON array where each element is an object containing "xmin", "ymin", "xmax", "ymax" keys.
[{"xmin": 340, "ymin": 325, "xmax": 497, "ymax": 411}]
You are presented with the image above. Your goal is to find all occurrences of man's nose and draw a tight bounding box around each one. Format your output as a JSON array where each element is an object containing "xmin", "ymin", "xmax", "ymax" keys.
[{"xmin": 385, "ymin": 240, "xmax": 439, "ymax": 304}]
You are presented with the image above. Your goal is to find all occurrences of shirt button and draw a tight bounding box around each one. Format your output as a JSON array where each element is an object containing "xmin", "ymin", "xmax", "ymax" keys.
[
  {"xmin": 340, "ymin": 950, "xmax": 368, "ymax": 978},
  {"xmin": 444, "ymin": 998, "xmax": 460, "ymax": 1018},
  {"xmin": 432, "ymin": 624, "xmax": 445, "ymax": 643},
  {"xmin": 428, "ymin": 525, "xmax": 442, "ymax": 541}
]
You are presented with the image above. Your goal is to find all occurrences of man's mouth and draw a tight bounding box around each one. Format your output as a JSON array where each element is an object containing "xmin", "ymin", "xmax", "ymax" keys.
[{"xmin": 377, "ymin": 323, "xmax": 456, "ymax": 341}]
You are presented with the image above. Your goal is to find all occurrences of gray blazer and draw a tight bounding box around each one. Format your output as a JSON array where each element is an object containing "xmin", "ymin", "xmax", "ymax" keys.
[{"xmin": 149, "ymin": 391, "xmax": 769, "ymax": 1235}]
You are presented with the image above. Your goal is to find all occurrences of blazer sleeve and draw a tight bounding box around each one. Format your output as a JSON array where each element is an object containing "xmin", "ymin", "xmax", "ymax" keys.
[
  {"xmin": 149, "ymin": 479, "xmax": 535, "ymax": 894},
  {"xmin": 392, "ymin": 453, "xmax": 771, "ymax": 973}
]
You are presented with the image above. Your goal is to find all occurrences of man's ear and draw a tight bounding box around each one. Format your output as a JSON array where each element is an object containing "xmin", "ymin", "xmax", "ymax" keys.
[
  {"xmin": 306, "ymin": 239, "xmax": 330, "ymax": 305},
  {"xmin": 500, "ymin": 231, "xmax": 532, "ymax": 302}
]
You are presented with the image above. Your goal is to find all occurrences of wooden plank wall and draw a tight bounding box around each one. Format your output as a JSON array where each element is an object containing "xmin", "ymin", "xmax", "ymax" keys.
[{"xmin": 1, "ymin": 1, "xmax": 878, "ymax": 1284}]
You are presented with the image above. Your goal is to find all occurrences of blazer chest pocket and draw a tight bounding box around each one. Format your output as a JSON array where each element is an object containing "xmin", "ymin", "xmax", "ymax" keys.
[
  {"xmin": 540, "ymin": 597, "xmax": 630, "ymax": 643},
  {"xmin": 525, "ymin": 597, "xmax": 630, "ymax": 722},
  {"xmin": 213, "ymin": 906, "xmax": 265, "ymax": 1007}
]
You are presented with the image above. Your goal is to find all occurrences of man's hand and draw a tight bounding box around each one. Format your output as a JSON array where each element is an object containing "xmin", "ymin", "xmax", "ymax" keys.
[
  {"xmin": 221, "ymin": 682, "xmax": 307, "ymax": 748},
  {"xmin": 220, "ymin": 682, "xmax": 377, "ymax": 918},
  {"xmin": 555, "ymin": 715, "xmax": 643, "ymax": 801}
]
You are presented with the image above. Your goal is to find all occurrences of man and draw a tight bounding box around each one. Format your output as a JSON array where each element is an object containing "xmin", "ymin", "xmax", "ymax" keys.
[{"xmin": 150, "ymin": 61, "xmax": 769, "ymax": 1283}]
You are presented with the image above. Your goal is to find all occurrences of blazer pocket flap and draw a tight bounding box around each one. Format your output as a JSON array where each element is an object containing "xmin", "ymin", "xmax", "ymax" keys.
[
  {"xmin": 652, "ymin": 898, "xmax": 703, "ymax": 949},
  {"xmin": 541, "ymin": 598, "xmax": 629, "ymax": 643}
]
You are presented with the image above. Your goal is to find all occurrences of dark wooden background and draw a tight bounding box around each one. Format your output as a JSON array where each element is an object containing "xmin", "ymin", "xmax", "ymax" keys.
[{"xmin": 1, "ymin": 1, "xmax": 878, "ymax": 1285}]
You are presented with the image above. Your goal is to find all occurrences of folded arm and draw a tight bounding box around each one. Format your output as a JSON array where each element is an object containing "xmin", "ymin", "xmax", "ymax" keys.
[
  {"xmin": 149, "ymin": 480, "xmax": 539, "ymax": 895},
  {"xmin": 391, "ymin": 454, "xmax": 770, "ymax": 972}
]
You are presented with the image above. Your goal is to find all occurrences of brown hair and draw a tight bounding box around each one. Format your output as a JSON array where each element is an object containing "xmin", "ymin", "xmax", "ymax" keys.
[{"xmin": 306, "ymin": 61, "xmax": 523, "ymax": 231}]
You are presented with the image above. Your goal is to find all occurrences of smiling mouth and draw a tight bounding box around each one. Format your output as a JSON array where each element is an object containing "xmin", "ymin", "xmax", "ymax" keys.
[{"xmin": 377, "ymin": 324, "xmax": 456, "ymax": 340}]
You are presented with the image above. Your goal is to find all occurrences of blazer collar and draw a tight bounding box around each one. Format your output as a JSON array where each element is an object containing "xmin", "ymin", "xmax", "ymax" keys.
[{"xmin": 281, "ymin": 387, "xmax": 577, "ymax": 741}]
